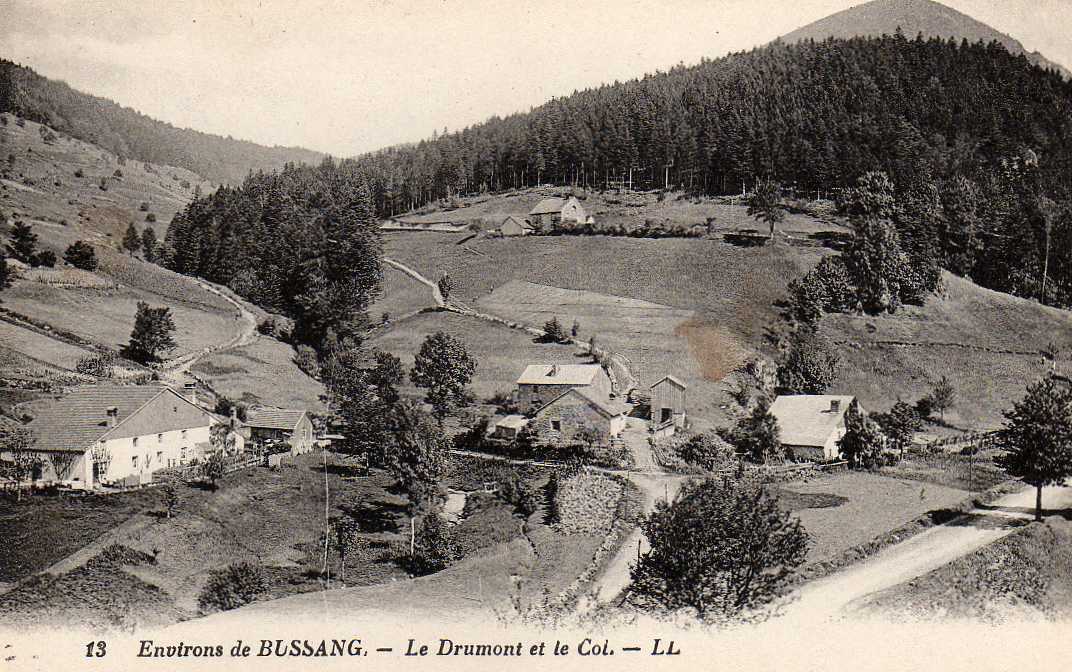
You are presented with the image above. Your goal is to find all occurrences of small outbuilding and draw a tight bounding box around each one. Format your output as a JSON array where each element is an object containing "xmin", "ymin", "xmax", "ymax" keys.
[
  {"xmin": 768, "ymin": 395, "xmax": 859, "ymax": 461},
  {"xmin": 650, "ymin": 375, "xmax": 687, "ymax": 430},
  {"xmin": 487, "ymin": 415, "xmax": 530, "ymax": 441},
  {"xmin": 245, "ymin": 407, "xmax": 316, "ymax": 456},
  {"xmin": 500, "ymin": 215, "xmax": 535, "ymax": 237}
]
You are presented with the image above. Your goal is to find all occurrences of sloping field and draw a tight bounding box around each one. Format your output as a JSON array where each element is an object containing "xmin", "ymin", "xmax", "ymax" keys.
[
  {"xmin": 477, "ymin": 280, "xmax": 743, "ymax": 428},
  {"xmin": 2, "ymin": 280, "xmax": 240, "ymax": 357},
  {"xmin": 0, "ymin": 320, "xmax": 94, "ymax": 370},
  {"xmin": 191, "ymin": 335, "xmax": 326, "ymax": 411},
  {"xmin": 368, "ymin": 265, "xmax": 436, "ymax": 323},
  {"xmin": 823, "ymin": 273, "xmax": 1072, "ymax": 430},
  {"xmin": 369, "ymin": 310, "xmax": 578, "ymax": 402}
]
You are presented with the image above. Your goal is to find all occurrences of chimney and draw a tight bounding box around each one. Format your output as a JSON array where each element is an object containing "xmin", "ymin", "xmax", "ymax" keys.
[
  {"xmin": 105, "ymin": 406, "xmax": 118, "ymax": 428},
  {"xmin": 183, "ymin": 382, "xmax": 197, "ymax": 406},
  {"xmin": 229, "ymin": 406, "xmax": 237, "ymax": 428},
  {"xmin": 549, "ymin": 364, "xmax": 559, "ymax": 377},
  {"xmin": 830, "ymin": 399, "xmax": 841, "ymax": 413}
]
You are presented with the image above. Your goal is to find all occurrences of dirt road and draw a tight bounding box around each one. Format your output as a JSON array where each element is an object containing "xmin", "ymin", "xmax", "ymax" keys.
[
  {"xmin": 780, "ymin": 481, "xmax": 1072, "ymax": 623},
  {"xmin": 160, "ymin": 277, "xmax": 258, "ymax": 380}
]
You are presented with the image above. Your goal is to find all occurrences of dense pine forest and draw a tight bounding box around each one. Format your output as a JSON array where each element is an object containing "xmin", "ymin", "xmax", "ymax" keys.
[
  {"xmin": 354, "ymin": 33, "xmax": 1072, "ymax": 211},
  {"xmin": 0, "ymin": 59, "xmax": 323, "ymax": 185},
  {"xmin": 164, "ymin": 159, "xmax": 381, "ymax": 348}
]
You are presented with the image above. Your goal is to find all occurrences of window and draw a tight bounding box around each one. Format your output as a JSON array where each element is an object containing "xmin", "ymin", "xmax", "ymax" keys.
[
  {"xmin": 181, "ymin": 429, "xmax": 187, "ymax": 440},
  {"xmin": 550, "ymin": 420, "xmax": 562, "ymax": 432},
  {"xmin": 157, "ymin": 451, "xmax": 163, "ymax": 463},
  {"xmin": 132, "ymin": 455, "xmax": 138, "ymax": 469},
  {"xmin": 132, "ymin": 437, "xmax": 138, "ymax": 447},
  {"xmin": 181, "ymin": 447, "xmax": 187, "ymax": 459},
  {"xmin": 158, "ymin": 433, "xmax": 163, "ymax": 443}
]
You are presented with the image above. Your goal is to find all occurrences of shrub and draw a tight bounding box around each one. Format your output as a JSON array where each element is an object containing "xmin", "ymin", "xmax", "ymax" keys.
[
  {"xmin": 677, "ymin": 432, "xmax": 739, "ymax": 471},
  {"xmin": 76, "ymin": 350, "xmax": 120, "ymax": 378},
  {"xmin": 499, "ymin": 472, "xmax": 543, "ymax": 516},
  {"xmin": 98, "ymin": 177, "xmax": 108, "ymax": 191},
  {"xmin": 139, "ymin": 201, "xmax": 150, "ymax": 212},
  {"xmin": 31, "ymin": 250, "xmax": 56, "ymax": 268},
  {"xmin": 197, "ymin": 561, "xmax": 269, "ymax": 612},
  {"xmin": 15, "ymin": 116, "xmax": 25, "ymax": 127},
  {"xmin": 406, "ymin": 512, "xmax": 459, "ymax": 575},
  {"xmin": 145, "ymin": 212, "xmax": 157, "ymax": 223},
  {"xmin": 113, "ymin": 169, "xmax": 123, "ymax": 178},
  {"xmin": 74, "ymin": 168, "xmax": 84, "ymax": 178},
  {"xmin": 38, "ymin": 126, "xmax": 57, "ymax": 144}
]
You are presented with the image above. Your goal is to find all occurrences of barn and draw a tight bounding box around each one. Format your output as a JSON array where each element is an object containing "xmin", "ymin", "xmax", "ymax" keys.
[
  {"xmin": 500, "ymin": 215, "xmax": 535, "ymax": 237},
  {"xmin": 245, "ymin": 407, "xmax": 316, "ymax": 456},
  {"xmin": 527, "ymin": 196, "xmax": 587, "ymax": 230}
]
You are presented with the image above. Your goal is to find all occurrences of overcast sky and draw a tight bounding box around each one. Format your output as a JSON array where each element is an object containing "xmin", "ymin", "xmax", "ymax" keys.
[{"xmin": 2, "ymin": 0, "xmax": 1069, "ymax": 157}]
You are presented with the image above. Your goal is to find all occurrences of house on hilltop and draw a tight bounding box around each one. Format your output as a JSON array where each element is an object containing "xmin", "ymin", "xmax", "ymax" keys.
[
  {"xmin": 15, "ymin": 385, "xmax": 238, "ymax": 490},
  {"xmin": 515, "ymin": 363, "xmax": 612, "ymax": 415},
  {"xmin": 500, "ymin": 215, "xmax": 535, "ymax": 237},
  {"xmin": 528, "ymin": 196, "xmax": 587, "ymax": 229},
  {"xmin": 768, "ymin": 394, "xmax": 859, "ymax": 461},
  {"xmin": 245, "ymin": 407, "xmax": 315, "ymax": 455}
]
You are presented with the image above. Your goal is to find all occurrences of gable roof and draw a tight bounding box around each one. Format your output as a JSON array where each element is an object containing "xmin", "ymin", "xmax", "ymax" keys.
[
  {"xmin": 25, "ymin": 386, "xmax": 193, "ymax": 453},
  {"xmin": 501, "ymin": 215, "xmax": 535, "ymax": 229},
  {"xmin": 517, "ymin": 364, "xmax": 602, "ymax": 386},
  {"xmin": 529, "ymin": 197, "xmax": 569, "ymax": 215},
  {"xmin": 768, "ymin": 395, "xmax": 856, "ymax": 448},
  {"xmin": 652, "ymin": 374, "xmax": 687, "ymax": 389},
  {"xmin": 245, "ymin": 407, "xmax": 307, "ymax": 431},
  {"xmin": 535, "ymin": 387, "xmax": 623, "ymax": 419}
]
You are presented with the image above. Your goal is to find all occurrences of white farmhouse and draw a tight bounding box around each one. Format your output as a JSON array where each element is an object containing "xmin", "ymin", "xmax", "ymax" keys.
[
  {"xmin": 768, "ymin": 395, "xmax": 860, "ymax": 461},
  {"xmin": 19, "ymin": 385, "xmax": 240, "ymax": 489}
]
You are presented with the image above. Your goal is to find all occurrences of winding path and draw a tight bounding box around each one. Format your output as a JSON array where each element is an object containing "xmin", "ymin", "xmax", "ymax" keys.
[{"xmin": 159, "ymin": 277, "xmax": 259, "ymax": 381}]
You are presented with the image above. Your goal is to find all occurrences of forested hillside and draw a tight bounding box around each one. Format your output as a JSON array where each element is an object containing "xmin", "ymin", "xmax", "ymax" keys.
[
  {"xmin": 0, "ymin": 59, "xmax": 323, "ymax": 185},
  {"xmin": 349, "ymin": 34, "xmax": 1072, "ymax": 308},
  {"xmin": 354, "ymin": 34, "xmax": 1072, "ymax": 211}
]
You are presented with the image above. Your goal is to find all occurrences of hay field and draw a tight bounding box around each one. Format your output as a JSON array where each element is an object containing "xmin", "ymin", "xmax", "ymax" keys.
[{"xmin": 476, "ymin": 280, "xmax": 744, "ymax": 427}]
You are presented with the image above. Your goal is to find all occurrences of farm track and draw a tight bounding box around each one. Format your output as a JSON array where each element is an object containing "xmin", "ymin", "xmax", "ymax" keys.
[{"xmin": 159, "ymin": 277, "xmax": 258, "ymax": 382}]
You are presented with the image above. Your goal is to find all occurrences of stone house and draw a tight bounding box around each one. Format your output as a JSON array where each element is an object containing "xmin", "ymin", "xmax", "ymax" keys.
[
  {"xmin": 532, "ymin": 388, "xmax": 626, "ymax": 443},
  {"xmin": 245, "ymin": 407, "xmax": 316, "ymax": 455},
  {"xmin": 500, "ymin": 215, "xmax": 535, "ymax": 237},
  {"xmin": 515, "ymin": 363, "xmax": 612, "ymax": 415}
]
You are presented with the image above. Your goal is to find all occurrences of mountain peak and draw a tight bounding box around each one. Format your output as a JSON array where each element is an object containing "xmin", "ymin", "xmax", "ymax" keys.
[{"xmin": 781, "ymin": 0, "xmax": 1069, "ymax": 78}]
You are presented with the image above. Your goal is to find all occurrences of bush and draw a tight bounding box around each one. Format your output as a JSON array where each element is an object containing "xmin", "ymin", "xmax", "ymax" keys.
[
  {"xmin": 64, "ymin": 240, "xmax": 98, "ymax": 270},
  {"xmin": 293, "ymin": 344, "xmax": 320, "ymax": 378},
  {"xmin": 145, "ymin": 212, "xmax": 157, "ymax": 223},
  {"xmin": 113, "ymin": 169, "xmax": 123, "ymax": 178},
  {"xmin": 499, "ymin": 473, "xmax": 543, "ymax": 516},
  {"xmin": 31, "ymin": 250, "xmax": 56, "ymax": 268},
  {"xmin": 677, "ymin": 432, "xmax": 739, "ymax": 471},
  {"xmin": 197, "ymin": 561, "xmax": 269, "ymax": 612},
  {"xmin": 76, "ymin": 350, "xmax": 120, "ymax": 378},
  {"xmin": 74, "ymin": 168, "xmax": 84, "ymax": 178},
  {"xmin": 139, "ymin": 201, "xmax": 150, "ymax": 212}
]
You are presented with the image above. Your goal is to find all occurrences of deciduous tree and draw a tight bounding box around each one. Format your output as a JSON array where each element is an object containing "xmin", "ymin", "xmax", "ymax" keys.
[
  {"xmin": 776, "ymin": 332, "xmax": 840, "ymax": 395},
  {"xmin": 997, "ymin": 377, "xmax": 1072, "ymax": 521},
  {"xmin": 747, "ymin": 181, "xmax": 786, "ymax": 240},
  {"xmin": 630, "ymin": 476, "xmax": 808, "ymax": 622},
  {"xmin": 410, "ymin": 331, "xmax": 476, "ymax": 423}
]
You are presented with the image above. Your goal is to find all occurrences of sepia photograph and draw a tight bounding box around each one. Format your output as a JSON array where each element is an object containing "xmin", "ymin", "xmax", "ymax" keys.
[{"xmin": 1, "ymin": 0, "xmax": 1072, "ymax": 669}]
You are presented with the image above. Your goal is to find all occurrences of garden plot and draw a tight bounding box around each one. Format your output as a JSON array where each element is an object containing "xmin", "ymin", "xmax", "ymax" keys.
[{"xmin": 779, "ymin": 471, "xmax": 968, "ymax": 564}]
